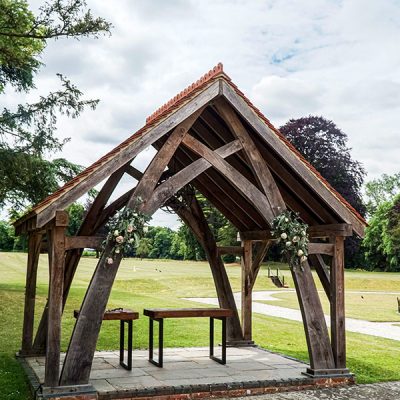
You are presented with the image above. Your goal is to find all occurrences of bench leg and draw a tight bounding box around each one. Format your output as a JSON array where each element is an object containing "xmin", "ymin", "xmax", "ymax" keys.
[
  {"xmin": 120, "ymin": 320, "xmax": 133, "ymax": 370},
  {"xmin": 149, "ymin": 318, "xmax": 163, "ymax": 367},
  {"xmin": 209, "ymin": 317, "xmax": 227, "ymax": 364}
]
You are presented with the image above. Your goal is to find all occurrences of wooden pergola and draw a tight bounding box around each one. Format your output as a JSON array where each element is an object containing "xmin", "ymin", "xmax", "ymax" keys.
[{"xmin": 15, "ymin": 63, "xmax": 366, "ymax": 391}]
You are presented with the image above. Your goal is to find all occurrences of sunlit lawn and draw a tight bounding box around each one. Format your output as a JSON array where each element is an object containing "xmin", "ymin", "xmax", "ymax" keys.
[{"xmin": 1, "ymin": 252, "xmax": 400, "ymax": 399}]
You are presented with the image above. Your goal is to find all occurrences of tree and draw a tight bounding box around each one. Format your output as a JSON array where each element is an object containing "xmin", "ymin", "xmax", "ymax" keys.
[
  {"xmin": 279, "ymin": 116, "xmax": 366, "ymax": 267},
  {"xmin": 365, "ymin": 173, "xmax": 400, "ymax": 215},
  {"xmin": 363, "ymin": 194, "xmax": 400, "ymax": 271},
  {"xmin": 66, "ymin": 202, "xmax": 85, "ymax": 236},
  {"xmin": 0, "ymin": 0, "xmax": 111, "ymax": 211},
  {"xmin": 147, "ymin": 227, "xmax": 174, "ymax": 259},
  {"xmin": 0, "ymin": 220, "xmax": 15, "ymax": 250},
  {"xmin": 136, "ymin": 237, "xmax": 152, "ymax": 259}
]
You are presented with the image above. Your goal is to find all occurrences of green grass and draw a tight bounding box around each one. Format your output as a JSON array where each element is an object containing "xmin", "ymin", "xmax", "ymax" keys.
[
  {"xmin": 1, "ymin": 253, "xmax": 400, "ymax": 399},
  {"xmin": 257, "ymin": 291, "xmax": 400, "ymax": 322}
]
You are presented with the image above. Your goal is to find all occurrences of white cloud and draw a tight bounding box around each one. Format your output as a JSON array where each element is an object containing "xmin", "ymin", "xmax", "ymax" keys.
[{"xmin": 5, "ymin": 0, "xmax": 400, "ymax": 226}]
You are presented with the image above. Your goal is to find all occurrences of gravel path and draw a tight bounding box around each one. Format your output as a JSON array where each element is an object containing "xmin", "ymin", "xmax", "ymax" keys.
[{"xmin": 185, "ymin": 290, "xmax": 400, "ymax": 341}]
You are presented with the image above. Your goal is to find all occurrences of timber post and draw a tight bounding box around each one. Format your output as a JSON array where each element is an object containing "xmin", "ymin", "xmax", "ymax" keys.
[
  {"xmin": 241, "ymin": 239, "xmax": 253, "ymax": 341},
  {"xmin": 44, "ymin": 211, "xmax": 68, "ymax": 388},
  {"xmin": 20, "ymin": 231, "xmax": 43, "ymax": 355},
  {"xmin": 330, "ymin": 234, "xmax": 347, "ymax": 370}
]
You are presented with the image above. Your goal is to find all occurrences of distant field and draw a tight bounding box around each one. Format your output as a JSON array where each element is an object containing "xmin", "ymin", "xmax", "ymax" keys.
[{"xmin": 1, "ymin": 253, "xmax": 400, "ymax": 399}]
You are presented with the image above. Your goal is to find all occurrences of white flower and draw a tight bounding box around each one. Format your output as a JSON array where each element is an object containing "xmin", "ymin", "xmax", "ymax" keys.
[
  {"xmin": 297, "ymin": 249, "xmax": 304, "ymax": 257},
  {"xmin": 301, "ymin": 230, "xmax": 306, "ymax": 236},
  {"xmin": 106, "ymin": 257, "xmax": 114, "ymax": 265},
  {"xmin": 127, "ymin": 225, "xmax": 134, "ymax": 233},
  {"xmin": 284, "ymin": 218, "xmax": 289, "ymax": 222},
  {"xmin": 115, "ymin": 235, "xmax": 124, "ymax": 244},
  {"xmin": 280, "ymin": 232, "xmax": 287, "ymax": 240},
  {"xmin": 129, "ymin": 238, "xmax": 134, "ymax": 243},
  {"xmin": 292, "ymin": 236, "xmax": 300, "ymax": 243},
  {"xmin": 114, "ymin": 230, "xmax": 119, "ymax": 236},
  {"xmin": 300, "ymin": 255, "xmax": 308, "ymax": 263},
  {"xmin": 115, "ymin": 248, "xmax": 120, "ymax": 254},
  {"xmin": 286, "ymin": 241, "xmax": 292, "ymax": 247}
]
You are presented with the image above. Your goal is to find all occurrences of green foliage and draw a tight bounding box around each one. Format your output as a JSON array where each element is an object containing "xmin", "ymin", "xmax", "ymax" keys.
[
  {"xmin": 365, "ymin": 172, "xmax": 400, "ymax": 215},
  {"xmin": 363, "ymin": 194, "xmax": 400, "ymax": 271},
  {"xmin": 0, "ymin": 220, "xmax": 15, "ymax": 250},
  {"xmin": 136, "ymin": 237, "xmax": 153, "ymax": 259},
  {"xmin": 0, "ymin": 0, "xmax": 111, "ymax": 211},
  {"xmin": 147, "ymin": 226, "xmax": 174, "ymax": 259},
  {"xmin": 66, "ymin": 202, "xmax": 85, "ymax": 236}
]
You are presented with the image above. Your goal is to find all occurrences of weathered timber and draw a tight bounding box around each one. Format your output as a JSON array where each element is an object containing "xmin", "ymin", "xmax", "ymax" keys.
[
  {"xmin": 20, "ymin": 232, "xmax": 42, "ymax": 355},
  {"xmin": 182, "ymin": 134, "xmax": 274, "ymax": 223},
  {"xmin": 220, "ymin": 80, "xmax": 365, "ymax": 237},
  {"xmin": 330, "ymin": 235, "xmax": 346, "ymax": 369},
  {"xmin": 308, "ymin": 243, "xmax": 335, "ymax": 256},
  {"xmin": 74, "ymin": 309, "xmax": 139, "ymax": 321},
  {"xmin": 44, "ymin": 211, "xmax": 68, "ymax": 387},
  {"xmin": 249, "ymin": 241, "xmax": 271, "ymax": 290},
  {"xmin": 144, "ymin": 308, "xmax": 233, "ymax": 319},
  {"xmin": 144, "ymin": 140, "xmax": 242, "ymax": 214},
  {"xmin": 308, "ymin": 224, "xmax": 353, "ymax": 238},
  {"xmin": 132, "ymin": 107, "xmax": 204, "ymax": 209},
  {"xmin": 240, "ymin": 231, "xmax": 273, "ymax": 241},
  {"xmin": 215, "ymin": 99, "xmax": 285, "ymax": 215},
  {"xmin": 291, "ymin": 260, "xmax": 335, "ymax": 371},
  {"xmin": 32, "ymin": 81, "xmax": 220, "ymax": 229},
  {"xmin": 172, "ymin": 197, "xmax": 243, "ymax": 341},
  {"xmin": 217, "ymin": 246, "xmax": 243, "ymax": 256},
  {"xmin": 60, "ymin": 245, "xmax": 123, "ymax": 385},
  {"xmin": 241, "ymin": 240, "xmax": 253, "ymax": 341},
  {"xmin": 64, "ymin": 236, "xmax": 104, "ymax": 250},
  {"xmin": 33, "ymin": 168, "xmax": 127, "ymax": 354},
  {"xmin": 308, "ymin": 254, "xmax": 331, "ymax": 301}
]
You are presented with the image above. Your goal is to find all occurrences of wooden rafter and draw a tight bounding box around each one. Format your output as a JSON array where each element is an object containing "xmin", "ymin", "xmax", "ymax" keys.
[
  {"xmin": 181, "ymin": 134, "xmax": 274, "ymax": 223},
  {"xmin": 215, "ymin": 100, "xmax": 285, "ymax": 216}
]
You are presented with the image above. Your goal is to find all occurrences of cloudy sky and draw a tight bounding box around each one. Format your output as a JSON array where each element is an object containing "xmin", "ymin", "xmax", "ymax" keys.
[{"xmin": 10, "ymin": 0, "xmax": 400, "ymax": 227}]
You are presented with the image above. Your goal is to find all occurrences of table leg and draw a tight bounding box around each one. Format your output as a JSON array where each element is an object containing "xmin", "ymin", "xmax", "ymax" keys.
[
  {"xmin": 149, "ymin": 318, "xmax": 163, "ymax": 367},
  {"xmin": 120, "ymin": 320, "xmax": 133, "ymax": 370},
  {"xmin": 209, "ymin": 317, "xmax": 227, "ymax": 365}
]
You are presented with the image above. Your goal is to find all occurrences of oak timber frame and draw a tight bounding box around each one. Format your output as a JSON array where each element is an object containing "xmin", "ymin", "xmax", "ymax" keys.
[{"xmin": 15, "ymin": 74, "xmax": 364, "ymax": 389}]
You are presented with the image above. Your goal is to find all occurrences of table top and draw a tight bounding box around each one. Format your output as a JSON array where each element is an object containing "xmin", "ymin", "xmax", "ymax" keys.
[
  {"xmin": 74, "ymin": 308, "xmax": 139, "ymax": 320},
  {"xmin": 143, "ymin": 308, "xmax": 233, "ymax": 319}
]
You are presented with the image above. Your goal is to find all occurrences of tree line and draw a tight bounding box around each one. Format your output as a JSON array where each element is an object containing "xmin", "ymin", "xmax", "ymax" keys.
[{"xmin": 0, "ymin": 1, "xmax": 399, "ymax": 271}]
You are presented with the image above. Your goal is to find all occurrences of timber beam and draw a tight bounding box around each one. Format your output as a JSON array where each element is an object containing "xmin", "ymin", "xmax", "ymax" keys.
[
  {"xmin": 217, "ymin": 246, "xmax": 243, "ymax": 256},
  {"xmin": 64, "ymin": 236, "xmax": 104, "ymax": 251},
  {"xmin": 308, "ymin": 224, "xmax": 352, "ymax": 238},
  {"xmin": 308, "ymin": 243, "xmax": 334, "ymax": 256}
]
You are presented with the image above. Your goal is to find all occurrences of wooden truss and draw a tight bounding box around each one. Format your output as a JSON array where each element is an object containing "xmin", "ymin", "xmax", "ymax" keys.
[{"xmin": 16, "ymin": 74, "xmax": 363, "ymax": 389}]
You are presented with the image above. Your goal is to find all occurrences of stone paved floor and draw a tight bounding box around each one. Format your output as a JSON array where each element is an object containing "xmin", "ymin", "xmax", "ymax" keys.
[
  {"xmin": 26, "ymin": 347, "xmax": 308, "ymax": 394},
  {"xmin": 228, "ymin": 381, "xmax": 400, "ymax": 399}
]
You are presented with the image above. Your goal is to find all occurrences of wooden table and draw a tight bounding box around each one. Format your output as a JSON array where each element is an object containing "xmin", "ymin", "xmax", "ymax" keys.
[
  {"xmin": 74, "ymin": 308, "xmax": 139, "ymax": 370},
  {"xmin": 143, "ymin": 308, "xmax": 233, "ymax": 367}
]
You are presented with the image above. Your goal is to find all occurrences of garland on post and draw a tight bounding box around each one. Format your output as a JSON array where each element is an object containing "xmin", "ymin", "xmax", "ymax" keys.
[
  {"xmin": 103, "ymin": 202, "xmax": 147, "ymax": 265},
  {"xmin": 271, "ymin": 210, "xmax": 309, "ymax": 270}
]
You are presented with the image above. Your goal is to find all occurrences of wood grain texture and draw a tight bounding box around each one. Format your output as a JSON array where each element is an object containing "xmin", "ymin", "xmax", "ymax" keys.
[
  {"xmin": 330, "ymin": 235, "xmax": 346, "ymax": 369},
  {"xmin": 215, "ymin": 100, "xmax": 285, "ymax": 216},
  {"xmin": 21, "ymin": 232, "xmax": 42, "ymax": 355},
  {"xmin": 241, "ymin": 240, "xmax": 253, "ymax": 341},
  {"xmin": 182, "ymin": 134, "xmax": 274, "ymax": 223},
  {"xmin": 308, "ymin": 224, "xmax": 353, "ymax": 238},
  {"xmin": 308, "ymin": 243, "xmax": 335, "ymax": 256},
  {"xmin": 64, "ymin": 236, "xmax": 104, "ymax": 250},
  {"xmin": 217, "ymin": 246, "xmax": 243, "ymax": 256},
  {"xmin": 35, "ymin": 81, "xmax": 220, "ymax": 228},
  {"xmin": 74, "ymin": 309, "xmax": 139, "ymax": 321},
  {"xmin": 291, "ymin": 260, "xmax": 335, "ymax": 371},
  {"xmin": 308, "ymin": 254, "xmax": 331, "ymax": 301},
  {"xmin": 144, "ymin": 140, "xmax": 242, "ymax": 214},
  {"xmin": 44, "ymin": 212, "xmax": 68, "ymax": 387},
  {"xmin": 221, "ymin": 80, "xmax": 365, "ymax": 237},
  {"xmin": 143, "ymin": 308, "xmax": 233, "ymax": 319}
]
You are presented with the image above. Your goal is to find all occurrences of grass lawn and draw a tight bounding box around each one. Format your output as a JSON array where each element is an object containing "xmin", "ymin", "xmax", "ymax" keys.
[{"xmin": 1, "ymin": 253, "xmax": 400, "ymax": 399}]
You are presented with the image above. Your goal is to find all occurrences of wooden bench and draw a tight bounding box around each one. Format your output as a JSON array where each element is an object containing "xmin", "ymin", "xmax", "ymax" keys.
[
  {"xmin": 74, "ymin": 308, "xmax": 139, "ymax": 370},
  {"xmin": 143, "ymin": 308, "xmax": 233, "ymax": 367}
]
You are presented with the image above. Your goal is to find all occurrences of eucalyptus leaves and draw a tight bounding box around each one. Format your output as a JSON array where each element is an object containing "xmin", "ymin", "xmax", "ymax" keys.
[
  {"xmin": 103, "ymin": 206, "xmax": 147, "ymax": 265},
  {"xmin": 271, "ymin": 210, "xmax": 309, "ymax": 270}
]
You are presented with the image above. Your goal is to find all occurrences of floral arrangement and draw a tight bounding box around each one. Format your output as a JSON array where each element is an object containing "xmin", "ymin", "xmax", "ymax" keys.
[
  {"xmin": 271, "ymin": 210, "xmax": 309, "ymax": 270},
  {"xmin": 103, "ymin": 205, "xmax": 147, "ymax": 265}
]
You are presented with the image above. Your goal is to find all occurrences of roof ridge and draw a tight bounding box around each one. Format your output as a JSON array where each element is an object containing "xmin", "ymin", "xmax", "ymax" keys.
[{"xmin": 146, "ymin": 62, "xmax": 226, "ymax": 124}]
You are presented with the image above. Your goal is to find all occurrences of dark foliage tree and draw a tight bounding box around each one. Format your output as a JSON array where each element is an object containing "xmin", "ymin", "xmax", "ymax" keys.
[
  {"xmin": 0, "ymin": 0, "xmax": 111, "ymax": 211},
  {"xmin": 279, "ymin": 116, "xmax": 366, "ymax": 267}
]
